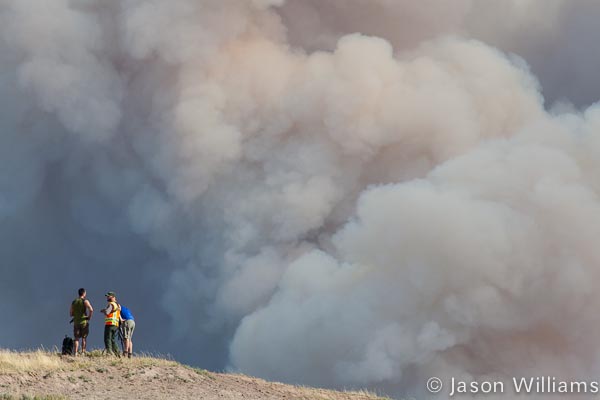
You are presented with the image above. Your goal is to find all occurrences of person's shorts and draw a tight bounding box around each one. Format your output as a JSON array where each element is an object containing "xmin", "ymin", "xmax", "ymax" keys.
[
  {"xmin": 74, "ymin": 323, "xmax": 89, "ymax": 339},
  {"xmin": 122, "ymin": 319, "xmax": 135, "ymax": 339}
]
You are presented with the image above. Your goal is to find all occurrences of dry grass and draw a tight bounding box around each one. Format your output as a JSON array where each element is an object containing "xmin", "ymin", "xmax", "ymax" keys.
[
  {"xmin": 0, "ymin": 395, "xmax": 67, "ymax": 400},
  {"xmin": 0, "ymin": 349, "xmax": 389, "ymax": 400},
  {"xmin": 0, "ymin": 348, "xmax": 177, "ymax": 375},
  {"xmin": 293, "ymin": 385, "xmax": 391, "ymax": 400},
  {"xmin": 346, "ymin": 389, "xmax": 392, "ymax": 400},
  {"xmin": 0, "ymin": 350, "xmax": 63, "ymax": 373}
]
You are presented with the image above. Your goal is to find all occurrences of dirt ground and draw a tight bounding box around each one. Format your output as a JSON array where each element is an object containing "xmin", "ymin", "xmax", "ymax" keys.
[{"xmin": 0, "ymin": 352, "xmax": 390, "ymax": 400}]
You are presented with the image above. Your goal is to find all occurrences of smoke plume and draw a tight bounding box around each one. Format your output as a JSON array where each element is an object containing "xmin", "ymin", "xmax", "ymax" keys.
[{"xmin": 2, "ymin": 1, "xmax": 600, "ymax": 398}]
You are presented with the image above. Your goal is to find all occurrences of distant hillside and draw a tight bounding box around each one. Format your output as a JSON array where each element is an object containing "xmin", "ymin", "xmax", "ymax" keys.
[{"xmin": 0, "ymin": 350, "xmax": 390, "ymax": 400}]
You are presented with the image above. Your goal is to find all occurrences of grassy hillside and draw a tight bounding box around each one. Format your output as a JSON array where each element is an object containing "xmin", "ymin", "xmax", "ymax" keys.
[{"xmin": 0, "ymin": 350, "xmax": 390, "ymax": 400}]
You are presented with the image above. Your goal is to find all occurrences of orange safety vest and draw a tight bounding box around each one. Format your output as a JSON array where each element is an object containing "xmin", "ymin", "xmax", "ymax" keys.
[{"xmin": 105, "ymin": 301, "xmax": 121, "ymax": 326}]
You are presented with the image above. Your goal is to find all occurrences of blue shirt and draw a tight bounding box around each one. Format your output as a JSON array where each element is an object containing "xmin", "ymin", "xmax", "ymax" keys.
[{"xmin": 120, "ymin": 306, "xmax": 134, "ymax": 321}]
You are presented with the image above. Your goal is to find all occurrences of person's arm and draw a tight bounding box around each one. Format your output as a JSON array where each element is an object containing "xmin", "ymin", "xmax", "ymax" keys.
[
  {"xmin": 85, "ymin": 300, "xmax": 94, "ymax": 320},
  {"xmin": 102, "ymin": 303, "xmax": 113, "ymax": 316},
  {"xmin": 119, "ymin": 305, "xmax": 124, "ymax": 323},
  {"xmin": 69, "ymin": 303, "xmax": 73, "ymax": 317}
]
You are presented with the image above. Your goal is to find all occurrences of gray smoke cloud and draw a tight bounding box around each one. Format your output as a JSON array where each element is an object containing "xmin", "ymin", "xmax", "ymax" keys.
[
  {"xmin": 2, "ymin": 1, "xmax": 600, "ymax": 398},
  {"xmin": 279, "ymin": 0, "xmax": 600, "ymax": 107}
]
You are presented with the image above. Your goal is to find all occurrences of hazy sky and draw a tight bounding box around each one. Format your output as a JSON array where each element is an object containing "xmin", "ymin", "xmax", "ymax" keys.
[{"xmin": 2, "ymin": 1, "xmax": 600, "ymax": 398}]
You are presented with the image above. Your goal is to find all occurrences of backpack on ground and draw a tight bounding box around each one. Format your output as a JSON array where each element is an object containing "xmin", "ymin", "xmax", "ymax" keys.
[{"xmin": 61, "ymin": 335, "xmax": 74, "ymax": 355}]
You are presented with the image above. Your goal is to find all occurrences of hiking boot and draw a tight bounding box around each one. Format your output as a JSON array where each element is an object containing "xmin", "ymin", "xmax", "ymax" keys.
[{"xmin": 128, "ymin": 352, "xmax": 132, "ymax": 359}]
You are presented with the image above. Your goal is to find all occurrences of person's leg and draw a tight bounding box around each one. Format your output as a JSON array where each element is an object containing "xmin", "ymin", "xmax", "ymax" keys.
[
  {"xmin": 104, "ymin": 325, "xmax": 111, "ymax": 354},
  {"xmin": 81, "ymin": 324, "xmax": 89, "ymax": 353},
  {"xmin": 110, "ymin": 326, "xmax": 120, "ymax": 356},
  {"xmin": 73, "ymin": 325, "xmax": 81, "ymax": 356},
  {"xmin": 119, "ymin": 327, "xmax": 126, "ymax": 356},
  {"xmin": 122, "ymin": 320, "xmax": 134, "ymax": 357},
  {"xmin": 108, "ymin": 326, "xmax": 114, "ymax": 355},
  {"xmin": 128, "ymin": 321, "xmax": 135, "ymax": 356}
]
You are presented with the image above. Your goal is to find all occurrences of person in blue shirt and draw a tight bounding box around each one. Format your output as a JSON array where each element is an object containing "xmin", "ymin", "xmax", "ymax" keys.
[{"xmin": 119, "ymin": 305, "xmax": 135, "ymax": 358}]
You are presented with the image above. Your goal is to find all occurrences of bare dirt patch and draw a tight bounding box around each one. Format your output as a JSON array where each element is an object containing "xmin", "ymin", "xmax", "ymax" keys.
[{"xmin": 0, "ymin": 350, "xmax": 389, "ymax": 400}]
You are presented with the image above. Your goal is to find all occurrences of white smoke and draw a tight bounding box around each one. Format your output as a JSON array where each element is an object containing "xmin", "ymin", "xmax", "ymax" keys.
[
  {"xmin": 2, "ymin": 1, "xmax": 600, "ymax": 398},
  {"xmin": 231, "ymin": 107, "xmax": 600, "ymax": 396}
]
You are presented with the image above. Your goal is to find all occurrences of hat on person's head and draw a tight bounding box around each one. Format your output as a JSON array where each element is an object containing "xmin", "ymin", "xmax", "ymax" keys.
[{"xmin": 105, "ymin": 291, "xmax": 116, "ymax": 297}]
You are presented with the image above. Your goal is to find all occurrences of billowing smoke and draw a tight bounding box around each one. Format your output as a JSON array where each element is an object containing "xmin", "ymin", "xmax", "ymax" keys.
[{"xmin": 2, "ymin": 0, "xmax": 600, "ymax": 398}]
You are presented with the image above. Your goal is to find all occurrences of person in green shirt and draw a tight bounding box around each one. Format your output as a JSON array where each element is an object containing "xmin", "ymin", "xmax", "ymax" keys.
[{"xmin": 69, "ymin": 288, "xmax": 94, "ymax": 355}]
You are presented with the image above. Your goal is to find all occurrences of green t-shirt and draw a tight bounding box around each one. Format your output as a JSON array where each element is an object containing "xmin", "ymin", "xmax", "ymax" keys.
[{"xmin": 71, "ymin": 298, "xmax": 88, "ymax": 326}]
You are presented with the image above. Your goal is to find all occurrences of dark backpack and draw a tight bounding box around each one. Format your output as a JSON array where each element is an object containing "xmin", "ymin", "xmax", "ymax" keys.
[{"xmin": 61, "ymin": 335, "xmax": 74, "ymax": 355}]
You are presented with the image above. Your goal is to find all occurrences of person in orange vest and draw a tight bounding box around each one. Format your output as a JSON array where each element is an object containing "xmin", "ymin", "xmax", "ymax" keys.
[{"xmin": 101, "ymin": 291, "xmax": 121, "ymax": 356}]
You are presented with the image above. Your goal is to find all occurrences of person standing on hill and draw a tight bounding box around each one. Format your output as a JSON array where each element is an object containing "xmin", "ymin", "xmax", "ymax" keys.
[
  {"xmin": 119, "ymin": 305, "xmax": 135, "ymax": 358},
  {"xmin": 101, "ymin": 291, "xmax": 121, "ymax": 356},
  {"xmin": 69, "ymin": 288, "xmax": 93, "ymax": 356}
]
